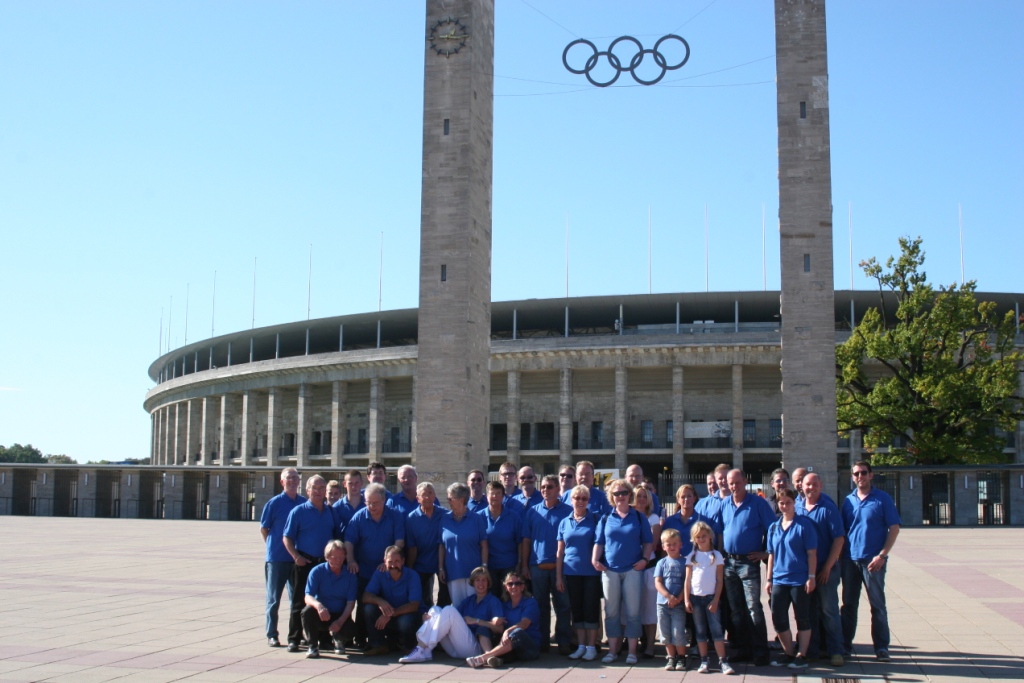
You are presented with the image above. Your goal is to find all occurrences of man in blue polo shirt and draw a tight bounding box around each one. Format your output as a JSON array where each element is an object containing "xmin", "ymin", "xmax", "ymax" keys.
[
  {"xmin": 521, "ymin": 474, "xmax": 573, "ymax": 655},
  {"xmin": 467, "ymin": 470, "xmax": 488, "ymax": 513},
  {"xmin": 720, "ymin": 469, "xmax": 776, "ymax": 666},
  {"xmin": 387, "ymin": 465, "xmax": 420, "ymax": 516},
  {"xmin": 626, "ymin": 464, "xmax": 661, "ymax": 516},
  {"xmin": 841, "ymin": 461, "xmax": 900, "ymax": 662},
  {"xmin": 797, "ymin": 472, "xmax": 846, "ymax": 666},
  {"xmin": 302, "ymin": 540, "xmax": 358, "ymax": 658},
  {"xmin": 498, "ymin": 462, "xmax": 520, "ymax": 499},
  {"xmin": 362, "ymin": 461, "xmax": 392, "ymax": 502},
  {"xmin": 405, "ymin": 482, "xmax": 447, "ymax": 609},
  {"xmin": 260, "ymin": 467, "xmax": 306, "ymax": 648},
  {"xmin": 283, "ymin": 474, "xmax": 343, "ymax": 652},
  {"xmin": 513, "ymin": 466, "xmax": 543, "ymax": 510},
  {"xmin": 333, "ymin": 469, "xmax": 365, "ymax": 527},
  {"xmin": 363, "ymin": 545, "xmax": 423, "ymax": 655},
  {"xmin": 345, "ymin": 483, "xmax": 406, "ymax": 648},
  {"xmin": 561, "ymin": 460, "xmax": 611, "ymax": 515}
]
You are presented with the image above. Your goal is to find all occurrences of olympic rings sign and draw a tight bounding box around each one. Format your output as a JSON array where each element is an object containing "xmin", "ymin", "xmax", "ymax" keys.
[{"xmin": 562, "ymin": 34, "xmax": 690, "ymax": 87}]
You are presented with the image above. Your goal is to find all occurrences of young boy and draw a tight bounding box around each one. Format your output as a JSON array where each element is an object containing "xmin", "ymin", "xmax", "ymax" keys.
[{"xmin": 654, "ymin": 528, "xmax": 688, "ymax": 671}]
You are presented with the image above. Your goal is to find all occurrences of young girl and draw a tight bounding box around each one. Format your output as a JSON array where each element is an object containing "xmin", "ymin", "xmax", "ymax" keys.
[{"xmin": 684, "ymin": 522, "xmax": 734, "ymax": 675}]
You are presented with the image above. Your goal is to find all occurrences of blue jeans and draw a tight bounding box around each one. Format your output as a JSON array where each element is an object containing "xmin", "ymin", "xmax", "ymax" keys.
[
  {"xmin": 689, "ymin": 594, "xmax": 724, "ymax": 643},
  {"xmin": 602, "ymin": 568, "xmax": 643, "ymax": 639},
  {"xmin": 507, "ymin": 626, "xmax": 540, "ymax": 661},
  {"xmin": 363, "ymin": 604, "xmax": 419, "ymax": 651},
  {"xmin": 264, "ymin": 561, "xmax": 295, "ymax": 639},
  {"xmin": 841, "ymin": 557, "xmax": 889, "ymax": 653},
  {"xmin": 531, "ymin": 564, "xmax": 571, "ymax": 648},
  {"xmin": 723, "ymin": 557, "xmax": 768, "ymax": 659},
  {"xmin": 808, "ymin": 565, "xmax": 843, "ymax": 658},
  {"xmin": 657, "ymin": 603, "xmax": 688, "ymax": 647}
]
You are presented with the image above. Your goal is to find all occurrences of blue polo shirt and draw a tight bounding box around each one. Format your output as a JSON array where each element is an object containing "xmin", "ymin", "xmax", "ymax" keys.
[
  {"xmin": 522, "ymin": 501, "xmax": 573, "ymax": 565},
  {"xmin": 480, "ymin": 506, "xmax": 522, "ymax": 570},
  {"xmin": 796, "ymin": 491, "xmax": 835, "ymax": 508},
  {"xmin": 654, "ymin": 555, "xmax": 686, "ymax": 604},
  {"xmin": 796, "ymin": 496, "xmax": 845, "ymax": 571},
  {"xmin": 387, "ymin": 492, "xmax": 420, "ymax": 516},
  {"xmin": 305, "ymin": 562, "xmax": 358, "ymax": 614},
  {"xmin": 283, "ymin": 500, "xmax": 342, "ymax": 559},
  {"xmin": 333, "ymin": 495, "xmax": 365, "ymax": 528},
  {"xmin": 502, "ymin": 495, "xmax": 525, "ymax": 515},
  {"xmin": 344, "ymin": 506, "xmax": 406, "ymax": 579},
  {"xmin": 595, "ymin": 508, "xmax": 653, "ymax": 572},
  {"xmin": 561, "ymin": 486, "xmax": 611, "ymax": 516},
  {"xmin": 661, "ymin": 511, "xmax": 719, "ymax": 557},
  {"xmin": 694, "ymin": 493, "xmax": 723, "ymax": 520},
  {"xmin": 557, "ymin": 512, "xmax": 599, "ymax": 576},
  {"xmin": 503, "ymin": 596, "xmax": 542, "ymax": 645},
  {"xmin": 405, "ymin": 506, "xmax": 447, "ymax": 574},
  {"xmin": 366, "ymin": 566, "xmax": 422, "ymax": 608},
  {"xmin": 261, "ymin": 492, "xmax": 307, "ymax": 562},
  {"xmin": 441, "ymin": 511, "xmax": 488, "ymax": 581},
  {"xmin": 460, "ymin": 592, "xmax": 504, "ymax": 639},
  {"xmin": 720, "ymin": 493, "xmax": 775, "ymax": 555},
  {"xmin": 512, "ymin": 489, "xmax": 544, "ymax": 511},
  {"xmin": 767, "ymin": 515, "xmax": 818, "ymax": 586},
  {"xmin": 467, "ymin": 494, "xmax": 489, "ymax": 514},
  {"xmin": 842, "ymin": 488, "xmax": 901, "ymax": 561}
]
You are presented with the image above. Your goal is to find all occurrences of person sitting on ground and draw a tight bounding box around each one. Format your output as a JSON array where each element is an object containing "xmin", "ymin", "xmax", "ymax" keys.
[
  {"xmin": 466, "ymin": 571, "xmax": 542, "ymax": 669},
  {"xmin": 362, "ymin": 545, "xmax": 422, "ymax": 656},
  {"xmin": 400, "ymin": 566, "xmax": 505, "ymax": 664},
  {"xmin": 301, "ymin": 540, "xmax": 357, "ymax": 659}
]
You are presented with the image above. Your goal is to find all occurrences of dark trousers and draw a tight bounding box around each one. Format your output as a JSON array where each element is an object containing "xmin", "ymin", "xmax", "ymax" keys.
[
  {"xmin": 363, "ymin": 604, "xmax": 419, "ymax": 651},
  {"xmin": 417, "ymin": 570, "xmax": 452, "ymax": 609},
  {"xmin": 723, "ymin": 557, "xmax": 768, "ymax": 660},
  {"xmin": 300, "ymin": 605, "xmax": 355, "ymax": 649},
  {"xmin": 489, "ymin": 566, "xmax": 514, "ymax": 599},
  {"xmin": 288, "ymin": 559, "xmax": 322, "ymax": 645},
  {"xmin": 354, "ymin": 575, "xmax": 371, "ymax": 643},
  {"xmin": 565, "ymin": 574, "xmax": 602, "ymax": 628}
]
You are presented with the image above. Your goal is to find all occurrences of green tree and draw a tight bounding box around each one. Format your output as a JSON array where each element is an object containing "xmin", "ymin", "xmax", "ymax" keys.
[
  {"xmin": 0, "ymin": 443, "xmax": 47, "ymax": 463},
  {"xmin": 836, "ymin": 237, "xmax": 1024, "ymax": 465},
  {"xmin": 47, "ymin": 454, "xmax": 77, "ymax": 464}
]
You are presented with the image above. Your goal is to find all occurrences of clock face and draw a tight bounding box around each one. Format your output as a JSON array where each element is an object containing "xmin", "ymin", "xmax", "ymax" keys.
[{"xmin": 428, "ymin": 17, "xmax": 469, "ymax": 57}]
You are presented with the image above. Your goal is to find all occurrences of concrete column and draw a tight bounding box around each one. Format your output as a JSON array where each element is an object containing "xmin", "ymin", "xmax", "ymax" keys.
[
  {"xmin": 559, "ymin": 368, "xmax": 572, "ymax": 466},
  {"xmin": 200, "ymin": 396, "xmax": 215, "ymax": 466},
  {"xmin": 954, "ymin": 471, "xmax": 978, "ymax": 526},
  {"xmin": 368, "ymin": 378, "xmax": 385, "ymax": 458},
  {"xmin": 615, "ymin": 365, "xmax": 627, "ymax": 472},
  {"xmin": 219, "ymin": 394, "xmax": 233, "ymax": 466},
  {"xmin": 174, "ymin": 402, "xmax": 187, "ymax": 465},
  {"xmin": 151, "ymin": 413, "xmax": 158, "ymax": 464},
  {"xmin": 731, "ymin": 365, "xmax": 744, "ymax": 470},
  {"xmin": 296, "ymin": 383, "xmax": 311, "ymax": 468},
  {"xmin": 240, "ymin": 390, "xmax": 256, "ymax": 466},
  {"xmin": 153, "ymin": 410, "xmax": 162, "ymax": 465},
  {"xmin": 409, "ymin": 376, "xmax": 417, "ymax": 460},
  {"xmin": 267, "ymin": 387, "xmax": 281, "ymax": 467},
  {"xmin": 507, "ymin": 370, "xmax": 520, "ymax": 465},
  {"xmin": 163, "ymin": 406, "xmax": 172, "ymax": 468},
  {"xmin": 186, "ymin": 399, "xmax": 201, "ymax": 466},
  {"xmin": 901, "ymin": 472, "xmax": 923, "ymax": 526},
  {"xmin": 331, "ymin": 381, "xmax": 348, "ymax": 468},
  {"xmin": 672, "ymin": 366, "xmax": 685, "ymax": 474}
]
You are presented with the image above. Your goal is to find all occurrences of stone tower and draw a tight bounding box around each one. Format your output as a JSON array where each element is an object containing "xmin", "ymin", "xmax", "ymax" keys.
[
  {"xmin": 774, "ymin": 0, "xmax": 838, "ymax": 494},
  {"xmin": 413, "ymin": 0, "xmax": 495, "ymax": 482}
]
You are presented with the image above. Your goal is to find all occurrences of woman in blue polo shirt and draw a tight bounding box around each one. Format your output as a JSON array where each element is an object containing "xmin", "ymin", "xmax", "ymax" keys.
[
  {"xmin": 556, "ymin": 484, "xmax": 600, "ymax": 661},
  {"xmin": 593, "ymin": 479, "xmax": 653, "ymax": 665},
  {"xmin": 765, "ymin": 488, "xmax": 818, "ymax": 670},
  {"xmin": 440, "ymin": 482, "xmax": 489, "ymax": 607},
  {"xmin": 479, "ymin": 480, "xmax": 522, "ymax": 597},
  {"xmin": 466, "ymin": 570, "xmax": 541, "ymax": 668}
]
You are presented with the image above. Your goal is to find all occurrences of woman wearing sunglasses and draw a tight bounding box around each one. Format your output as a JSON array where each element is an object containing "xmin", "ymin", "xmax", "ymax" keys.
[
  {"xmin": 466, "ymin": 571, "xmax": 541, "ymax": 668},
  {"xmin": 593, "ymin": 479, "xmax": 653, "ymax": 665}
]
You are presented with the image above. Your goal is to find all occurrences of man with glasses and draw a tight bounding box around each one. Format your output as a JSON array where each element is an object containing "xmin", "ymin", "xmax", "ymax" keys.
[
  {"xmin": 562, "ymin": 460, "xmax": 610, "ymax": 515},
  {"xmin": 260, "ymin": 467, "xmax": 306, "ymax": 648},
  {"xmin": 363, "ymin": 461, "xmax": 392, "ymax": 502},
  {"xmin": 841, "ymin": 461, "xmax": 900, "ymax": 662},
  {"xmin": 557, "ymin": 465, "xmax": 576, "ymax": 496},
  {"xmin": 513, "ymin": 466, "xmax": 543, "ymax": 510},
  {"xmin": 767, "ymin": 467, "xmax": 791, "ymax": 517},
  {"xmin": 498, "ymin": 462, "xmax": 525, "ymax": 513},
  {"xmin": 467, "ymin": 470, "xmax": 488, "ymax": 513},
  {"xmin": 521, "ymin": 474, "xmax": 573, "ymax": 654}
]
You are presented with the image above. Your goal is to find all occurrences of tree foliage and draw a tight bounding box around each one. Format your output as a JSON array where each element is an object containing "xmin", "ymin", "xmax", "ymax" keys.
[
  {"xmin": 0, "ymin": 443, "xmax": 46, "ymax": 463},
  {"xmin": 836, "ymin": 237, "xmax": 1023, "ymax": 466}
]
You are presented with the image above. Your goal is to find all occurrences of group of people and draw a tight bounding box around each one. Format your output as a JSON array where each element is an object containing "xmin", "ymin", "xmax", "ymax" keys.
[{"xmin": 259, "ymin": 458, "xmax": 900, "ymax": 673}]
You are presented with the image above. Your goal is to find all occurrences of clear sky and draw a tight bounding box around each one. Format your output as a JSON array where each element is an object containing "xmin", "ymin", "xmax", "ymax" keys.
[{"xmin": 1, "ymin": 1, "xmax": 1021, "ymax": 463}]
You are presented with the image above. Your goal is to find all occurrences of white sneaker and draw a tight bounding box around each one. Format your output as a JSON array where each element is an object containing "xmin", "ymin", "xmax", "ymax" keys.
[
  {"xmin": 569, "ymin": 645, "xmax": 587, "ymax": 660},
  {"xmin": 582, "ymin": 647, "xmax": 598, "ymax": 661},
  {"xmin": 721, "ymin": 660, "xmax": 736, "ymax": 675},
  {"xmin": 398, "ymin": 645, "xmax": 433, "ymax": 664},
  {"xmin": 602, "ymin": 651, "xmax": 618, "ymax": 663}
]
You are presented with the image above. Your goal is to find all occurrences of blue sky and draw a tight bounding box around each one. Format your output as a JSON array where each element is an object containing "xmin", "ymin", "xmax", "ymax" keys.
[{"xmin": 1, "ymin": 1, "xmax": 1021, "ymax": 462}]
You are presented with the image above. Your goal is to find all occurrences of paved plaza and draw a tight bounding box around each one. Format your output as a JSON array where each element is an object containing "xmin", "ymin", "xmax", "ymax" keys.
[{"xmin": 0, "ymin": 518, "xmax": 1021, "ymax": 682}]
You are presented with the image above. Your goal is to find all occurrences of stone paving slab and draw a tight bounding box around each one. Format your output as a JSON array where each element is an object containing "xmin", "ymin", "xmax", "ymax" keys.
[{"xmin": 1, "ymin": 519, "xmax": 1022, "ymax": 682}]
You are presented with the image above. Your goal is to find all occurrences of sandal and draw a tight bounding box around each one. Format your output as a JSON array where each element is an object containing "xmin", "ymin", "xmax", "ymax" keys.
[{"xmin": 466, "ymin": 656, "xmax": 484, "ymax": 669}]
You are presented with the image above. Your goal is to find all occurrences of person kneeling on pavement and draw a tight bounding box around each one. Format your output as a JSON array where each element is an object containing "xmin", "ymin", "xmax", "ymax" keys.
[
  {"xmin": 362, "ymin": 545, "xmax": 422, "ymax": 656},
  {"xmin": 301, "ymin": 540, "xmax": 357, "ymax": 658},
  {"xmin": 400, "ymin": 566, "xmax": 505, "ymax": 664}
]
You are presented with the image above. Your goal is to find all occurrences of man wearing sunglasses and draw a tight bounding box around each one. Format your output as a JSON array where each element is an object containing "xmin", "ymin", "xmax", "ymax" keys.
[
  {"xmin": 840, "ymin": 461, "xmax": 900, "ymax": 662},
  {"xmin": 467, "ymin": 470, "xmax": 488, "ymax": 513}
]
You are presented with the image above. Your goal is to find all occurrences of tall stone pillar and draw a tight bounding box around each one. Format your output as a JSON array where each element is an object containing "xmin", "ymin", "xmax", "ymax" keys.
[
  {"xmin": 200, "ymin": 396, "xmax": 216, "ymax": 466},
  {"xmin": 186, "ymin": 399, "xmax": 200, "ymax": 466},
  {"xmin": 151, "ymin": 412, "xmax": 158, "ymax": 464},
  {"xmin": 331, "ymin": 381, "xmax": 348, "ymax": 467},
  {"xmin": 174, "ymin": 402, "xmax": 187, "ymax": 465},
  {"xmin": 267, "ymin": 387, "xmax": 280, "ymax": 467},
  {"xmin": 672, "ymin": 366, "xmax": 685, "ymax": 474},
  {"xmin": 506, "ymin": 370, "xmax": 520, "ymax": 465},
  {"xmin": 615, "ymin": 366, "xmax": 627, "ymax": 472},
  {"xmin": 153, "ymin": 410, "xmax": 162, "ymax": 465},
  {"xmin": 413, "ymin": 0, "xmax": 494, "ymax": 482},
  {"xmin": 731, "ymin": 365, "xmax": 744, "ymax": 470},
  {"xmin": 775, "ymin": 0, "xmax": 838, "ymax": 496},
  {"xmin": 369, "ymin": 378, "xmax": 385, "ymax": 459},
  {"xmin": 240, "ymin": 390, "xmax": 256, "ymax": 466},
  {"xmin": 559, "ymin": 368, "xmax": 573, "ymax": 465},
  {"xmin": 219, "ymin": 394, "xmax": 233, "ymax": 466},
  {"xmin": 296, "ymin": 384, "xmax": 311, "ymax": 468},
  {"xmin": 163, "ymin": 406, "xmax": 173, "ymax": 467}
]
